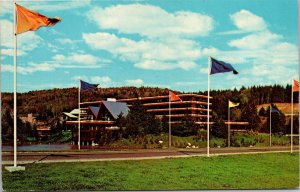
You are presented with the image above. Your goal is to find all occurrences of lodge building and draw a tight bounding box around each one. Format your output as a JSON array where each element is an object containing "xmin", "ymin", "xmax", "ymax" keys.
[{"xmin": 64, "ymin": 93, "xmax": 212, "ymax": 145}]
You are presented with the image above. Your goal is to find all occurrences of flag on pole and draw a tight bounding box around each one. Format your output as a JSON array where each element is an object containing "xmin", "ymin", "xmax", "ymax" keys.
[
  {"xmin": 80, "ymin": 80, "xmax": 99, "ymax": 90},
  {"xmin": 270, "ymin": 107, "xmax": 280, "ymax": 114},
  {"xmin": 229, "ymin": 100, "xmax": 239, "ymax": 108},
  {"xmin": 210, "ymin": 57, "xmax": 238, "ymax": 75},
  {"xmin": 169, "ymin": 91, "xmax": 181, "ymax": 101},
  {"xmin": 16, "ymin": 3, "xmax": 61, "ymax": 34},
  {"xmin": 293, "ymin": 80, "xmax": 299, "ymax": 92}
]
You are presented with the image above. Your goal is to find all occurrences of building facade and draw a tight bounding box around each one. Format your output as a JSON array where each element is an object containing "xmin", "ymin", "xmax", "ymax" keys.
[
  {"xmin": 65, "ymin": 93, "xmax": 211, "ymax": 145},
  {"xmin": 117, "ymin": 93, "xmax": 212, "ymax": 125}
]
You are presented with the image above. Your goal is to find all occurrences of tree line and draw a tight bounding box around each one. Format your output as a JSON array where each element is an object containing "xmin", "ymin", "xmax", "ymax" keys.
[{"xmin": 1, "ymin": 84, "xmax": 298, "ymax": 142}]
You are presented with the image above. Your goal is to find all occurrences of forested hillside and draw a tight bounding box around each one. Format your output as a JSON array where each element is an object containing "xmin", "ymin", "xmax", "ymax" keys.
[{"xmin": 2, "ymin": 84, "xmax": 297, "ymax": 119}]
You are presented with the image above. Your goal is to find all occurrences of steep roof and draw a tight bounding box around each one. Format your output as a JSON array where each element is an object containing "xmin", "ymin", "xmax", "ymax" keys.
[
  {"xmin": 102, "ymin": 101, "xmax": 129, "ymax": 119},
  {"xmin": 63, "ymin": 112, "xmax": 77, "ymax": 119},
  {"xmin": 89, "ymin": 106, "xmax": 100, "ymax": 118}
]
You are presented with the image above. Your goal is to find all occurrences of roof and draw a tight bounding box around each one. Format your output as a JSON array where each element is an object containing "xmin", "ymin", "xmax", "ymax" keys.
[
  {"xmin": 89, "ymin": 106, "xmax": 100, "ymax": 118},
  {"xmin": 63, "ymin": 112, "xmax": 78, "ymax": 119},
  {"xmin": 102, "ymin": 101, "xmax": 129, "ymax": 119},
  {"xmin": 70, "ymin": 109, "xmax": 80, "ymax": 115}
]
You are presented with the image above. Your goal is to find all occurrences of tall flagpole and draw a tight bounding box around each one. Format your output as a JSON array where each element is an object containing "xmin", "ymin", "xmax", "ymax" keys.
[
  {"xmin": 291, "ymin": 79, "xmax": 293, "ymax": 153},
  {"xmin": 269, "ymin": 105, "xmax": 272, "ymax": 147},
  {"xmin": 228, "ymin": 103, "xmax": 230, "ymax": 147},
  {"xmin": 13, "ymin": 0, "xmax": 18, "ymax": 168},
  {"xmin": 207, "ymin": 56, "xmax": 211, "ymax": 157},
  {"xmin": 78, "ymin": 79, "xmax": 81, "ymax": 150},
  {"xmin": 168, "ymin": 91, "xmax": 171, "ymax": 148}
]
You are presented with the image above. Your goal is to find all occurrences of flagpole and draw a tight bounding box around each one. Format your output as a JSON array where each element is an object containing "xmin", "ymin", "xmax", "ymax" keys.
[
  {"xmin": 168, "ymin": 91, "xmax": 171, "ymax": 148},
  {"xmin": 207, "ymin": 56, "xmax": 211, "ymax": 157},
  {"xmin": 269, "ymin": 105, "xmax": 272, "ymax": 147},
  {"xmin": 13, "ymin": 0, "xmax": 18, "ymax": 168},
  {"xmin": 78, "ymin": 79, "xmax": 81, "ymax": 150},
  {"xmin": 228, "ymin": 102, "xmax": 230, "ymax": 147},
  {"xmin": 291, "ymin": 79, "xmax": 293, "ymax": 153}
]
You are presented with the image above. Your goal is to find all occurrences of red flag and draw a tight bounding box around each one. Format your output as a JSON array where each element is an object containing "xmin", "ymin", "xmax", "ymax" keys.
[
  {"xmin": 16, "ymin": 3, "xmax": 61, "ymax": 34},
  {"xmin": 169, "ymin": 91, "xmax": 181, "ymax": 101},
  {"xmin": 293, "ymin": 80, "xmax": 299, "ymax": 92}
]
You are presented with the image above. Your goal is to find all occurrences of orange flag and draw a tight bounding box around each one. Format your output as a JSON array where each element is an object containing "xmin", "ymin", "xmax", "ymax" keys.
[
  {"xmin": 169, "ymin": 91, "xmax": 181, "ymax": 101},
  {"xmin": 16, "ymin": 3, "xmax": 61, "ymax": 34},
  {"xmin": 293, "ymin": 80, "xmax": 299, "ymax": 92}
]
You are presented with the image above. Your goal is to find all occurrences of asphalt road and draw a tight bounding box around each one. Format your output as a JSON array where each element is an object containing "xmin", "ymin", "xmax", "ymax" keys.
[{"xmin": 2, "ymin": 146, "xmax": 299, "ymax": 165}]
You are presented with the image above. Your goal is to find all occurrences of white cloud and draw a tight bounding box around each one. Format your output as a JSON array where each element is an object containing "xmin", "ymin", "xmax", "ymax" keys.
[
  {"xmin": 199, "ymin": 67, "xmax": 209, "ymax": 74},
  {"xmin": 0, "ymin": 0, "xmax": 92, "ymax": 16},
  {"xmin": 0, "ymin": 19, "xmax": 43, "ymax": 55},
  {"xmin": 125, "ymin": 79, "xmax": 144, "ymax": 86},
  {"xmin": 2, "ymin": 62, "xmax": 55, "ymax": 74},
  {"xmin": 72, "ymin": 75, "xmax": 113, "ymax": 87},
  {"xmin": 83, "ymin": 32, "xmax": 199, "ymax": 70},
  {"xmin": 228, "ymin": 31, "xmax": 282, "ymax": 50},
  {"xmin": 52, "ymin": 53, "xmax": 110, "ymax": 65},
  {"xmin": 206, "ymin": 9, "xmax": 298, "ymax": 70},
  {"xmin": 230, "ymin": 9, "xmax": 267, "ymax": 32},
  {"xmin": 87, "ymin": 4, "xmax": 214, "ymax": 38},
  {"xmin": 250, "ymin": 64, "xmax": 298, "ymax": 84},
  {"xmin": 90, "ymin": 76, "xmax": 112, "ymax": 84},
  {"xmin": 2, "ymin": 53, "xmax": 108, "ymax": 74}
]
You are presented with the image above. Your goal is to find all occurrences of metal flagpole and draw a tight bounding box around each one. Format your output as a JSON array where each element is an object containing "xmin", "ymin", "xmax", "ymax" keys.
[
  {"xmin": 13, "ymin": 0, "xmax": 18, "ymax": 168},
  {"xmin": 5, "ymin": 0, "xmax": 25, "ymax": 172},
  {"xmin": 269, "ymin": 105, "xmax": 272, "ymax": 147},
  {"xmin": 78, "ymin": 79, "xmax": 81, "ymax": 150},
  {"xmin": 291, "ymin": 79, "xmax": 293, "ymax": 153},
  {"xmin": 207, "ymin": 56, "xmax": 211, "ymax": 157},
  {"xmin": 228, "ymin": 102, "xmax": 230, "ymax": 147},
  {"xmin": 169, "ymin": 91, "xmax": 171, "ymax": 148}
]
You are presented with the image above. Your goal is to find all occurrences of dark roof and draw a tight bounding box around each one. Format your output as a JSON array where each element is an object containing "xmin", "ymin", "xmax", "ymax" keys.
[
  {"xmin": 89, "ymin": 106, "xmax": 100, "ymax": 118},
  {"xmin": 102, "ymin": 101, "xmax": 129, "ymax": 119}
]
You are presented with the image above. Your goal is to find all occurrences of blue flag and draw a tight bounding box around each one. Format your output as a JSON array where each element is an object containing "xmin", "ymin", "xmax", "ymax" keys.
[
  {"xmin": 210, "ymin": 57, "xmax": 238, "ymax": 75},
  {"xmin": 80, "ymin": 80, "xmax": 98, "ymax": 90},
  {"xmin": 271, "ymin": 107, "xmax": 280, "ymax": 114}
]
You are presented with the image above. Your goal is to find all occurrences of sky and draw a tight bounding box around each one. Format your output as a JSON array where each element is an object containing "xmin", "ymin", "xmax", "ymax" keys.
[{"xmin": 0, "ymin": 0, "xmax": 299, "ymax": 93}]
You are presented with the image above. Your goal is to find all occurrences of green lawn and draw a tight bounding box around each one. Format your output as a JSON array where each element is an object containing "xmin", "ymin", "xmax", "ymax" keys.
[{"xmin": 3, "ymin": 153, "xmax": 299, "ymax": 191}]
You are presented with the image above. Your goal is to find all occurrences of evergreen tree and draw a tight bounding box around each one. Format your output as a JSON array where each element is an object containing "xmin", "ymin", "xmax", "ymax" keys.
[
  {"xmin": 211, "ymin": 112, "xmax": 227, "ymax": 139},
  {"xmin": 241, "ymin": 101, "xmax": 261, "ymax": 131}
]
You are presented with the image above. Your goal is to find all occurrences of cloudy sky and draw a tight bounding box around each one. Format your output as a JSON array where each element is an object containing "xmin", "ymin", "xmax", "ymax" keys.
[{"xmin": 1, "ymin": 0, "xmax": 298, "ymax": 93}]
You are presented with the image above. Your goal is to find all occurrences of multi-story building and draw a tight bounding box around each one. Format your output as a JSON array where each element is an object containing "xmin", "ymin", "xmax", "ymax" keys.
[
  {"xmin": 117, "ymin": 93, "xmax": 212, "ymax": 125},
  {"xmin": 65, "ymin": 93, "xmax": 211, "ymax": 145}
]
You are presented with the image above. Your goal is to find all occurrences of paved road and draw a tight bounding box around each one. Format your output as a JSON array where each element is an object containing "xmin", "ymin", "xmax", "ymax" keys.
[{"xmin": 2, "ymin": 146, "xmax": 298, "ymax": 165}]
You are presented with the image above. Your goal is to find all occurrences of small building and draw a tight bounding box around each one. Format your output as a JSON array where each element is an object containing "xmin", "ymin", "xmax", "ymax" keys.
[{"xmin": 65, "ymin": 100, "xmax": 129, "ymax": 146}]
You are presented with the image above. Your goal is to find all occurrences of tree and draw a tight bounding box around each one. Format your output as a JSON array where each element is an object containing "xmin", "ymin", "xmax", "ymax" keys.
[
  {"xmin": 211, "ymin": 112, "xmax": 227, "ymax": 139},
  {"xmin": 115, "ymin": 112, "xmax": 127, "ymax": 139},
  {"xmin": 172, "ymin": 115, "xmax": 198, "ymax": 137},
  {"xmin": 125, "ymin": 101, "xmax": 150, "ymax": 137},
  {"xmin": 266, "ymin": 105, "xmax": 286, "ymax": 134},
  {"xmin": 2, "ymin": 109, "xmax": 13, "ymax": 141},
  {"xmin": 161, "ymin": 115, "xmax": 169, "ymax": 133},
  {"xmin": 241, "ymin": 101, "xmax": 261, "ymax": 131},
  {"xmin": 258, "ymin": 107, "xmax": 267, "ymax": 116}
]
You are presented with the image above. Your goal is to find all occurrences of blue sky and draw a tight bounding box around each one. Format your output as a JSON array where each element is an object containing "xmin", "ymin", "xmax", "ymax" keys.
[{"xmin": 1, "ymin": 0, "xmax": 299, "ymax": 93}]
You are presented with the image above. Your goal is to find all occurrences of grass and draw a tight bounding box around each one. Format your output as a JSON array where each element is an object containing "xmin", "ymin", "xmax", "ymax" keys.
[
  {"xmin": 108, "ymin": 132, "xmax": 298, "ymax": 149},
  {"xmin": 3, "ymin": 152, "xmax": 299, "ymax": 191}
]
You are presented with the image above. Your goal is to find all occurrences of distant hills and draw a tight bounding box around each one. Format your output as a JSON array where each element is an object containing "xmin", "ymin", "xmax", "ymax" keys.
[{"xmin": 1, "ymin": 84, "xmax": 298, "ymax": 120}]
